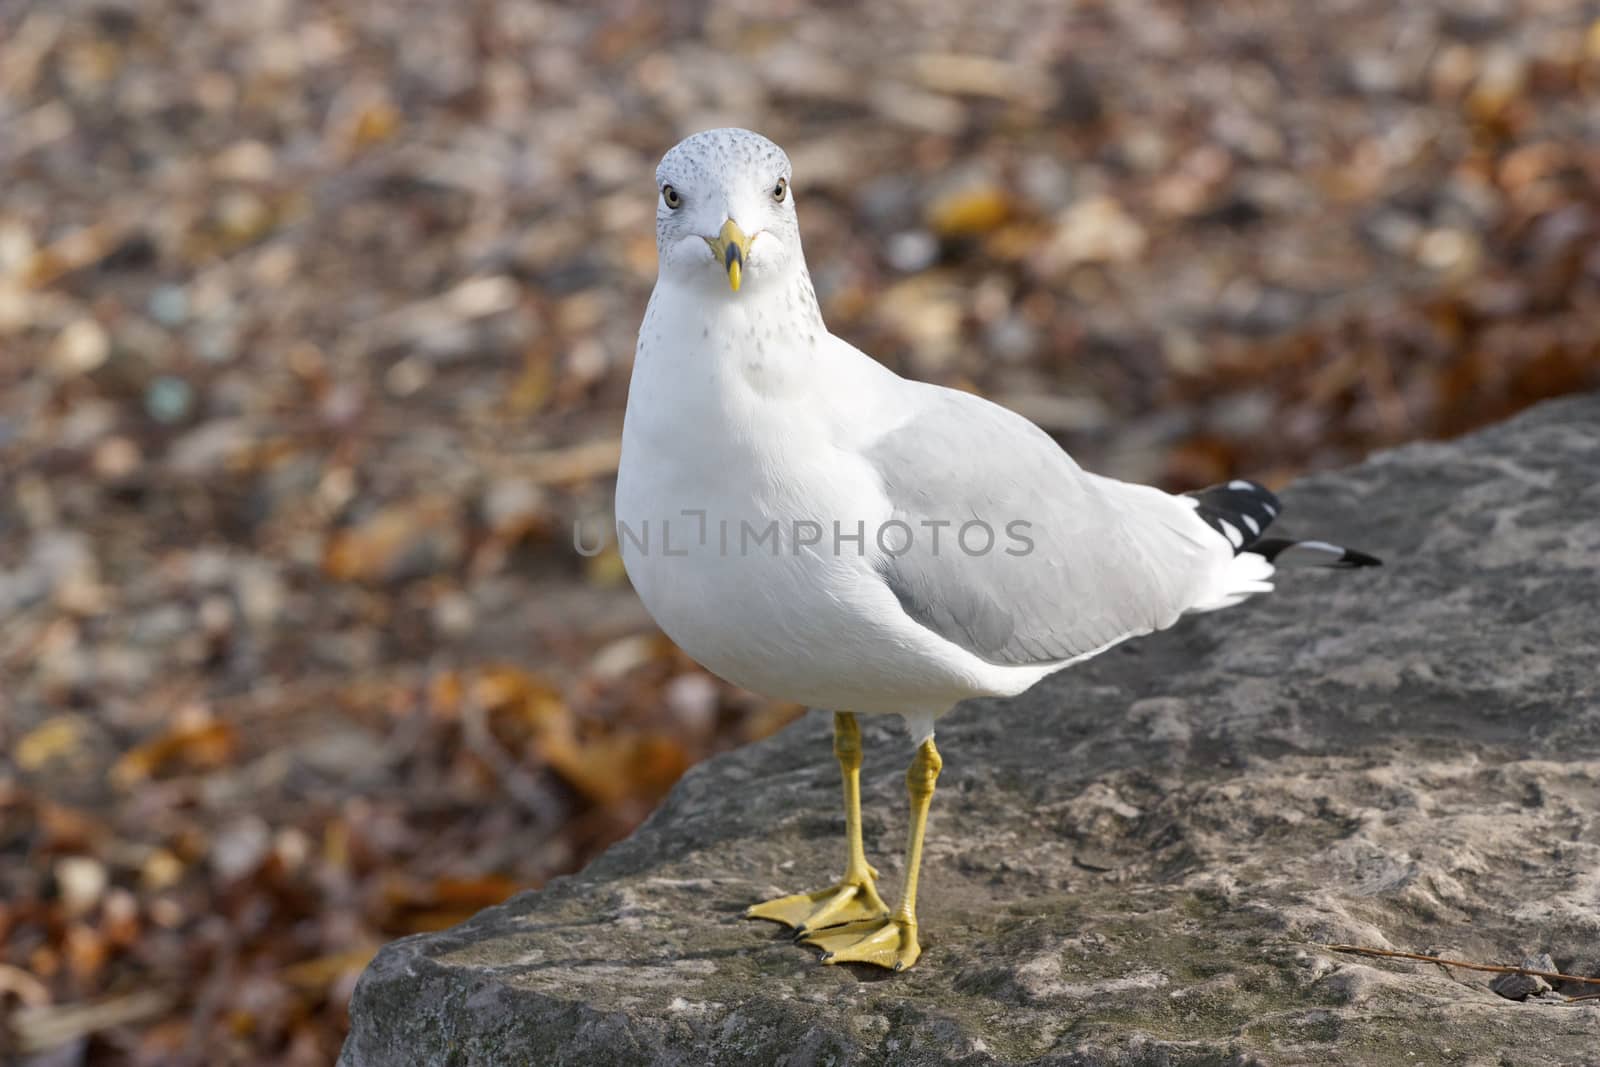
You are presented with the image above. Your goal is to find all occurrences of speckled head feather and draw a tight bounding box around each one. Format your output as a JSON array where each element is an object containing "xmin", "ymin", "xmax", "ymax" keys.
[
  {"xmin": 655, "ymin": 128, "xmax": 791, "ymax": 195},
  {"xmin": 652, "ymin": 128, "xmax": 806, "ymax": 297}
]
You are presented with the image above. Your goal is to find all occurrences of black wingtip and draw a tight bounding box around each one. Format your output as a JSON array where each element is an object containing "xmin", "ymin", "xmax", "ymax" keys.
[
  {"xmin": 1251, "ymin": 537, "xmax": 1383, "ymax": 568},
  {"xmin": 1187, "ymin": 481, "xmax": 1383, "ymax": 569},
  {"xmin": 1185, "ymin": 479, "xmax": 1282, "ymax": 555}
]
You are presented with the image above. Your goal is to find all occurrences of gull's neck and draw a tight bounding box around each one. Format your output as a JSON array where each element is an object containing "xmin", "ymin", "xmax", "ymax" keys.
[
  {"xmin": 626, "ymin": 258, "xmax": 902, "ymax": 479},
  {"xmin": 639, "ymin": 264, "xmax": 829, "ymax": 398}
]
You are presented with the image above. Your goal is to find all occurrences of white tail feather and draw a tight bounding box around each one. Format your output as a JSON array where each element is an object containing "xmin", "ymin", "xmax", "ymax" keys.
[{"xmin": 1187, "ymin": 550, "xmax": 1275, "ymax": 615}]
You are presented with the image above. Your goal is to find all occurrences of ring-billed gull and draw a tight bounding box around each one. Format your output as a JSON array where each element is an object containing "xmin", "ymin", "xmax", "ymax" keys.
[{"xmin": 616, "ymin": 128, "xmax": 1380, "ymax": 971}]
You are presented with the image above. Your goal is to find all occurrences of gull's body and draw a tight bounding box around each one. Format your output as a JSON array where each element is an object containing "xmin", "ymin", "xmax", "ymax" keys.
[
  {"xmin": 617, "ymin": 129, "xmax": 1378, "ymax": 970},
  {"xmin": 622, "ymin": 280, "xmax": 1269, "ymax": 734},
  {"xmin": 621, "ymin": 296, "xmax": 954, "ymax": 723},
  {"xmin": 625, "ymin": 298, "xmax": 1055, "ymax": 726}
]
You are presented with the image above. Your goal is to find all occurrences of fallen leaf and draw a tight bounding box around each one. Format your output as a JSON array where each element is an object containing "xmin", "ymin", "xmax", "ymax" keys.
[
  {"xmin": 280, "ymin": 947, "xmax": 380, "ymax": 993},
  {"xmin": 927, "ymin": 185, "xmax": 1012, "ymax": 237},
  {"xmin": 16, "ymin": 718, "xmax": 89, "ymax": 772},
  {"xmin": 539, "ymin": 731, "xmax": 689, "ymax": 809},
  {"xmin": 111, "ymin": 720, "xmax": 239, "ymax": 787}
]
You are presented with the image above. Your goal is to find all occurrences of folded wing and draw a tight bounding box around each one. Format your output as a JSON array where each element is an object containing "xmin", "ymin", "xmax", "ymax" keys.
[{"xmin": 867, "ymin": 389, "xmax": 1250, "ymax": 667}]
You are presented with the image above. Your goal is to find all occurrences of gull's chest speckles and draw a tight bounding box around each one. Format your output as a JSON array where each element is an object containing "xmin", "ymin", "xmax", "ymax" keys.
[
  {"xmin": 730, "ymin": 325, "xmax": 785, "ymax": 394},
  {"xmin": 692, "ymin": 281, "xmax": 821, "ymax": 398}
]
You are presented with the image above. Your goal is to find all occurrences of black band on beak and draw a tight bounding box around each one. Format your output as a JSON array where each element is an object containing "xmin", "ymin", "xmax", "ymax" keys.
[{"xmin": 709, "ymin": 219, "xmax": 749, "ymax": 291}]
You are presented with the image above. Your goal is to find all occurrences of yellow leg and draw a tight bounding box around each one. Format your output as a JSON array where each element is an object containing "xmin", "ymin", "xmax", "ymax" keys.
[
  {"xmin": 803, "ymin": 735, "xmax": 941, "ymax": 971},
  {"xmin": 745, "ymin": 712, "xmax": 889, "ymax": 934}
]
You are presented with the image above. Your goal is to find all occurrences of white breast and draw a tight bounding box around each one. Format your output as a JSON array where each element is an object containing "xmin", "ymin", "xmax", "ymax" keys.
[{"xmin": 616, "ymin": 281, "xmax": 1015, "ymax": 716}]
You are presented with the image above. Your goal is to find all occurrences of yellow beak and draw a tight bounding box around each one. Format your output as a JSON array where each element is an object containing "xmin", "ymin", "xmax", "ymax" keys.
[{"xmin": 706, "ymin": 219, "xmax": 752, "ymax": 292}]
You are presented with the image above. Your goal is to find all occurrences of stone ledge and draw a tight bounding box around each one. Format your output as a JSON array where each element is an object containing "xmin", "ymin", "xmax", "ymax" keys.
[{"xmin": 342, "ymin": 394, "xmax": 1600, "ymax": 1067}]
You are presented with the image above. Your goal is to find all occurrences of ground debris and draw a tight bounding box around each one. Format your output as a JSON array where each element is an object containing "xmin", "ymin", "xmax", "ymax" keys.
[{"xmin": 1489, "ymin": 954, "xmax": 1557, "ymax": 1001}]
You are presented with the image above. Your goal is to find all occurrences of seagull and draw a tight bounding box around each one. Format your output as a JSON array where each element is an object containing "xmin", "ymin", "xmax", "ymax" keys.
[{"xmin": 616, "ymin": 128, "xmax": 1380, "ymax": 971}]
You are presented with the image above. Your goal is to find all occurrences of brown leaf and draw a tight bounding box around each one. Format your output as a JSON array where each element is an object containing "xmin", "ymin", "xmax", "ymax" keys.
[
  {"xmin": 37, "ymin": 803, "xmax": 101, "ymax": 852},
  {"xmin": 472, "ymin": 665, "xmax": 568, "ymax": 740},
  {"xmin": 64, "ymin": 924, "xmax": 109, "ymax": 983},
  {"xmin": 741, "ymin": 702, "xmax": 807, "ymax": 742},
  {"xmin": 111, "ymin": 720, "xmax": 239, "ymax": 787},
  {"xmin": 428, "ymin": 875, "xmax": 519, "ymax": 909},
  {"xmin": 279, "ymin": 947, "xmax": 379, "ymax": 994},
  {"xmin": 539, "ymin": 731, "xmax": 689, "ymax": 809},
  {"xmin": 927, "ymin": 185, "xmax": 1012, "ymax": 237},
  {"xmin": 322, "ymin": 496, "xmax": 464, "ymax": 584}
]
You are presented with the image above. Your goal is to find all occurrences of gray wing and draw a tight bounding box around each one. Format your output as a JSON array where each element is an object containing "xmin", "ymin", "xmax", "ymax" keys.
[{"xmin": 867, "ymin": 388, "xmax": 1227, "ymax": 666}]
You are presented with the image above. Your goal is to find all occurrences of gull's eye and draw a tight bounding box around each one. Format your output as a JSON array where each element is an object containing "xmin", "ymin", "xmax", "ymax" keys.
[
  {"xmin": 662, "ymin": 184, "xmax": 681, "ymax": 209},
  {"xmin": 772, "ymin": 177, "xmax": 788, "ymax": 202}
]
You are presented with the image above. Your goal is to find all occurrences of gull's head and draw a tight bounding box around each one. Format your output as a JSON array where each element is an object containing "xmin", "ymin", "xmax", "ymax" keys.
[{"xmin": 654, "ymin": 128, "xmax": 800, "ymax": 295}]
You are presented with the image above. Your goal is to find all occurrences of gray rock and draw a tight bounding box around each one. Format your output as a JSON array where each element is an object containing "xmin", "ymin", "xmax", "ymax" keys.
[
  {"xmin": 342, "ymin": 395, "xmax": 1600, "ymax": 1066},
  {"xmin": 1488, "ymin": 971, "xmax": 1550, "ymax": 1002},
  {"xmin": 1489, "ymin": 953, "xmax": 1559, "ymax": 1001}
]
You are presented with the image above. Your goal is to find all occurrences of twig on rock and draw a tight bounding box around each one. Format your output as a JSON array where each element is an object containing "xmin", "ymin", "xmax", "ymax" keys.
[{"xmin": 1319, "ymin": 943, "xmax": 1600, "ymax": 1002}]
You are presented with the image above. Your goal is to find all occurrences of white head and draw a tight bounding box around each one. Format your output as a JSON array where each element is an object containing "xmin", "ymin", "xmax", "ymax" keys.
[{"xmin": 653, "ymin": 128, "xmax": 804, "ymax": 296}]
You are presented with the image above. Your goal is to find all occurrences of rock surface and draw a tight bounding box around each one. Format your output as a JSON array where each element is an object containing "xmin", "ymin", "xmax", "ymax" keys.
[{"xmin": 342, "ymin": 396, "xmax": 1600, "ymax": 1066}]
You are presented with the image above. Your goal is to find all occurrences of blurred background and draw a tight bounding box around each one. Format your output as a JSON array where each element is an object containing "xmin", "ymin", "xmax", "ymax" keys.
[{"xmin": 2, "ymin": 0, "xmax": 1598, "ymax": 1062}]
